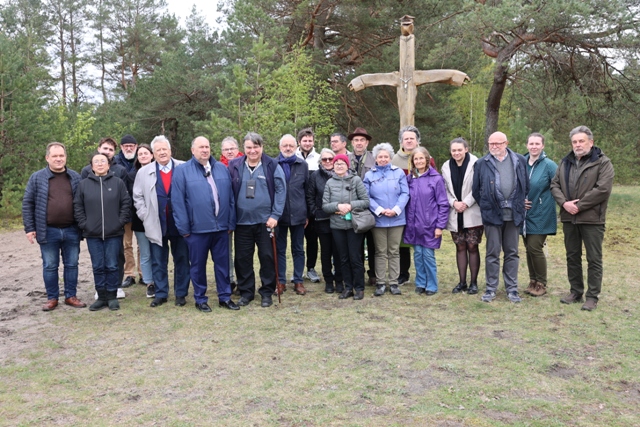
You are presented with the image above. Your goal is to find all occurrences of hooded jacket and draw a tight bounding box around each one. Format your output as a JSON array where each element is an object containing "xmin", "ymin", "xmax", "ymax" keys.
[
  {"xmin": 73, "ymin": 171, "xmax": 130, "ymax": 239},
  {"xmin": 524, "ymin": 151, "xmax": 558, "ymax": 235},
  {"xmin": 550, "ymin": 147, "xmax": 614, "ymax": 224},
  {"xmin": 404, "ymin": 167, "xmax": 449, "ymax": 249}
]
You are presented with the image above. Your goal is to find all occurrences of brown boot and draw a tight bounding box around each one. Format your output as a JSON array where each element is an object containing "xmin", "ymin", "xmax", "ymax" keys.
[
  {"xmin": 530, "ymin": 281, "xmax": 547, "ymax": 297},
  {"xmin": 523, "ymin": 280, "xmax": 536, "ymax": 295},
  {"xmin": 276, "ymin": 283, "xmax": 287, "ymax": 296},
  {"xmin": 294, "ymin": 282, "xmax": 307, "ymax": 295}
]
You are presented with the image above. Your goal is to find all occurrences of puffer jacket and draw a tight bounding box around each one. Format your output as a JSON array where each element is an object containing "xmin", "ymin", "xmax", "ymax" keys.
[
  {"xmin": 322, "ymin": 172, "xmax": 370, "ymax": 230},
  {"xmin": 22, "ymin": 167, "xmax": 82, "ymax": 244},
  {"xmin": 74, "ymin": 171, "xmax": 130, "ymax": 239},
  {"xmin": 363, "ymin": 163, "xmax": 409, "ymax": 228},
  {"xmin": 307, "ymin": 166, "xmax": 333, "ymax": 222},
  {"xmin": 472, "ymin": 148, "xmax": 529, "ymax": 228},
  {"xmin": 550, "ymin": 147, "xmax": 614, "ymax": 224},
  {"xmin": 404, "ymin": 167, "xmax": 449, "ymax": 249},
  {"xmin": 441, "ymin": 154, "xmax": 482, "ymax": 232},
  {"xmin": 524, "ymin": 151, "xmax": 558, "ymax": 235},
  {"xmin": 171, "ymin": 156, "xmax": 236, "ymax": 235}
]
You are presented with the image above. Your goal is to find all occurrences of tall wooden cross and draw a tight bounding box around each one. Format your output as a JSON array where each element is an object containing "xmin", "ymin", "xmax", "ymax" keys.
[{"xmin": 349, "ymin": 15, "xmax": 470, "ymax": 128}]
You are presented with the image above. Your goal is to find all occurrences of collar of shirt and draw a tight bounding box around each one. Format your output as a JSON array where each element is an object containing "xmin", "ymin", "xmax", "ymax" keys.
[{"xmin": 159, "ymin": 161, "xmax": 172, "ymax": 173}]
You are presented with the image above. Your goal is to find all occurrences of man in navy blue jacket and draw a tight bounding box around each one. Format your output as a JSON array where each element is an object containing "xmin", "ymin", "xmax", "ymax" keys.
[
  {"xmin": 472, "ymin": 131, "xmax": 529, "ymax": 304},
  {"xmin": 23, "ymin": 142, "xmax": 86, "ymax": 311},
  {"xmin": 172, "ymin": 137, "xmax": 240, "ymax": 312},
  {"xmin": 228, "ymin": 132, "xmax": 286, "ymax": 308}
]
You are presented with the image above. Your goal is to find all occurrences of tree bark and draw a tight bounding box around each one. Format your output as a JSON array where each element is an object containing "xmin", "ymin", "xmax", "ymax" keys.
[{"xmin": 484, "ymin": 61, "xmax": 508, "ymax": 148}]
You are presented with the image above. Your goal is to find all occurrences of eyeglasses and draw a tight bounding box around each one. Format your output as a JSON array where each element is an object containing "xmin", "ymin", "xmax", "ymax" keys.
[
  {"xmin": 92, "ymin": 159, "xmax": 108, "ymax": 165},
  {"xmin": 321, "ymin": 158, "xmax": 334, "ymax": 162},
  {"xmin": 334, "ymin": 161, "xmax": 347, "ymax": 166},
  {"xmin": 222, "ymin": 147, "xmax": 237, "ymax": 152},
  {"xmin": 488, "ymin": 142, "xmax": 506, "ymax": 147}
]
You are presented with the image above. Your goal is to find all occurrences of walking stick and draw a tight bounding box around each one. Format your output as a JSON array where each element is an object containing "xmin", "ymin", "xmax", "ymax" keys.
[{"xmin": 268, "ymin": 227, "xmax": 281, "ymax": 304}]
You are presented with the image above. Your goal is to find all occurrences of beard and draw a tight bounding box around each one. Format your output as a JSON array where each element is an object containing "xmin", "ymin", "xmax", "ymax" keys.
[{"xmin": 124, "ymin": 151, "xmax": 136, "ymax": 160}]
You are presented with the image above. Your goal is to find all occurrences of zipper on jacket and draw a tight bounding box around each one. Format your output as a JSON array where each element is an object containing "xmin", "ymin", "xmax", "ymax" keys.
[{"xmin": 100, "ymin": 176, "xmax": 105, "ymax": 240}]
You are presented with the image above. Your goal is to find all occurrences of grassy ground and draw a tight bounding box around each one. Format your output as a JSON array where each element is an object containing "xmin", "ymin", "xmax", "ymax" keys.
[{"xmin": 1, "ymin": 186, "xmax": 639, "ymax": 426}]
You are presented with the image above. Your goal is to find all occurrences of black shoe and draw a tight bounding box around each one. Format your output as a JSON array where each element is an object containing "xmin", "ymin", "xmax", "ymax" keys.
[
  {"xmin": 339, "ymin": 289, "xmax": 354, "ymax": 299},
  {"xmin": 397, "ymin": 275, "xmax": 409, "ymax": 285},
  {"xmin": 150, "ymin": 297, "xmax": 167, "ymax": 307},
  {"xmin": 195, "ymin": 302, "xmax": 212, "ymax": 312},
  {"xmin": 335, "ymin": 282, "xmax": 344, "ymax": 293},
  {"xmin": 425, "ymin": 290, "xmax": 437, "ymax": 296},
  {"xmin": 353, "ymin": 290, "xmax": 364, "ymax": 300},
  {"xmin": 121, "ymin": 276, "xmax": 136, "ymax": 288},
  {"xmin": 237, "ymin": 297, "xmax": 252, "ymax": 307},
  {"xmin": 325, "ymin": 283, "xmax": 335, "ymax": 294},
  {"xmin": 415, "ymin": 287, "xmax": 426, "ymax": 295},
  {"xmin": 452, "ymin": 282, "xmax": 468, "ymax": 294},
  {"xmin": 219, "ymin": 300, "xmax": 240, "ymax": 310},
  {"xmin": 261, "ymin": 296, "xmax": 273, "ymax": 307},
  {"xmin": 175, "ymin": 296, "xmax": 187, "ymax": 306},
  {"xmin": 467, "ymin": 283, "xmax": 479, "ymax": 295}
]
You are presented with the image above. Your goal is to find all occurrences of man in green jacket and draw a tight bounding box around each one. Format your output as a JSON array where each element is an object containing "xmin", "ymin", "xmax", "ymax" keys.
[{"xmin": 550, "ymin": 125, "xmax": 614, "ymax": 311}]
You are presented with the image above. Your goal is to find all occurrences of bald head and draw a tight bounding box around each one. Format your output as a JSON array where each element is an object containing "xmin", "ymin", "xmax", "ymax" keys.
[
  {"xmin": 191, "ymin": 136, "xmax": 211, "ymax": 165},
  {"xmin": 279, "ymin": 134, "xmax": 297, "ymax": 158},
  {"xmin": 488, "ymin": 131, "xmax": 509, "ymax": 159}
]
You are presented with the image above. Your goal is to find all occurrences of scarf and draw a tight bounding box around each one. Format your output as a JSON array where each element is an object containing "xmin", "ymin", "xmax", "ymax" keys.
[
  {"xmin": 277, "ymin": 153, "xmax": 297, "ymax": 182},
  {"xmin": 449, "ymin": 152, "xmax": 470, "ymax": 230}
]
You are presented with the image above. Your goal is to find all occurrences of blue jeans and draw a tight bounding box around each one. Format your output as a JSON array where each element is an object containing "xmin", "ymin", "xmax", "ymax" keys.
[
  {"xmin": 39, "ymin": 226, "xmax": 81, "ymax": 300},
  {"xmin": 184, "ymin": 231, "xmax": 231, "ymax": 304},
  {"xmin": 86, "ymin": 237, "xmax": 122, "ymax": 292},
  {"xmin": 414, "ymin": 245, "xmax": 438, "ymax": 292},
  {"xmin": 276, "ymin": 224, "xmax": 305, "ymax": 284},
  {"xmin": 149, "ymin": 235, "xmax": 190, "ymax": 299},
  {"xmin": 134, "ymin": 231, "xmax": 153, "ymax": 284}
]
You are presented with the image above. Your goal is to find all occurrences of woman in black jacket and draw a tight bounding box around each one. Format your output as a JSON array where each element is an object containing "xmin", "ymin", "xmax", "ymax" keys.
[
  {"xmin": 74, "ymin": 152, "xmax": 130, "ymax": 311},
  {"xmin": 306, "ymin": 148, "xmax": 343, "ymax": 294}
]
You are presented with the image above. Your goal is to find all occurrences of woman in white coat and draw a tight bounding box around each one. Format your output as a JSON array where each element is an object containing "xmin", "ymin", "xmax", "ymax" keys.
[{"xmin": 441, "ymin": 138, "xmax": 484, "ymax": 295}]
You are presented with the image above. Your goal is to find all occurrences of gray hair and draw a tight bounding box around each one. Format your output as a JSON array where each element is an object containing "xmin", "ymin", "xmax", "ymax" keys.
[
  {"xmin": 569, "ymin": 126, "xmax": 593, "ymax": 141},
  {"xmin": 243, "ymin": 132, "xmax": 264, "ymax": 147},
  {"xmin": 46, "ymin": 142, "xmax": 67, "ymax": 156},
  {"xmin": 398, "ymin": 125, "xmax": 421, "ymax": 144},
  {"xmin": 330, "ymin": 133, "xmax": 348, "ymax": 144},
  {"xmin": 450, "ymin": 137, "xmax": 468, "ymax": 149},
  {"xmin": 372, "ymin": 142, "xmax": 394, "ymax": 160},
  {"xmin": 279, "ymin": 134, "xmax": 296, "ymax": 146},
  {"xmin": 320, "ymin": 148, "xmax": 335, "ymax": 157},
  {"xmin": 221, "ymin": 136, "xmax": 238, "ymax": 149},
  {"xmin": 151, "ymin": 135, "xmax": 171, "ymax": 151}
]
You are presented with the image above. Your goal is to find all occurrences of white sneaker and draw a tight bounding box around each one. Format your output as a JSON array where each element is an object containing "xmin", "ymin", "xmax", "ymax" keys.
[
  {"xmin": 306, "ymin": 268, "xmax": 321, "ymax": 283},
  {"xmin": 117, "ymin": 288, "xmax": 126, "ymax": 299}
]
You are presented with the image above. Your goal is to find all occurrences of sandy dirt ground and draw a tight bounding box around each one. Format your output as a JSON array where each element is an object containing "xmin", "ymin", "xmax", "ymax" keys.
[{"xmin": 0, "ymin": 229, "xmax": 97, "ymax": 365}]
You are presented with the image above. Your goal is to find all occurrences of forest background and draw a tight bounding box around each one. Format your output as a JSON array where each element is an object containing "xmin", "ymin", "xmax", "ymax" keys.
[{"xmin": 1, "ymin": 0, "xmax": 639, "ymax": 219}]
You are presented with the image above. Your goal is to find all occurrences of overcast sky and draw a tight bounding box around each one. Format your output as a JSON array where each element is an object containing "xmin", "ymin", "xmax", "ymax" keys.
[{"xmin": 166, "ymin": 0, "xmax": 223, "ymax": 29}]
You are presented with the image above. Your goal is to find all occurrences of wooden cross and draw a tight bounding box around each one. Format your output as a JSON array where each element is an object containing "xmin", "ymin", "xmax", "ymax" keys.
[{"xmin": 349, "ymin": 16, "xmax": 470, "ymax": 128}]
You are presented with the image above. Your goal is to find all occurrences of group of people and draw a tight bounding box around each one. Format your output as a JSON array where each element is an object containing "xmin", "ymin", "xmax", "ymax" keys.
[{"xmin": 22, "ymin": 124, "xmax": 613, "ymax": 313}]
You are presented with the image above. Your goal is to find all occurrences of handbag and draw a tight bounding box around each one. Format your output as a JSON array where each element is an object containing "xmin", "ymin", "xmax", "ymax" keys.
[{"xmin": 351, "ymin": 208, "xmax": 376, "ymax": 233}]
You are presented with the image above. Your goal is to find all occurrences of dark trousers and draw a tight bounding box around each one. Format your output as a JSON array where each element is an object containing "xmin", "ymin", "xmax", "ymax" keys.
[
  {"xmin": 318, "ymin": 230, "xmax": 343, "ymax": 285},
  {"xmin": 304, "ymin": 217, "xmax": 318, "ymax": 269},
  {"xmin": 522, "ymin": 234, "xmax": 548, "ymax": 284},
  {"xmin": 399, "ymin": 246, "xmax": 411, "ymax": 280},
  {"xmin": 276, "ymin": 224, "xmax": 305, "ymax": 284},
  {"xmin": 184, "ymin": 231, "xmax": 231, "ymax": 304},
  {"xmin": 234, "ymin": 224, "xmax": 276, "ymax": 300},
  {"xmin": 362, "ymin": 229, "xmax": 376, "ymax": 279},
  {"xmin": 563, "ymin": 223, "xmax": 604, "ymax": 300},
  {"xmin": 86, "ymin": 236, "xmax": 122, "ymax": 292},
  {"xmin": 332, "ymin": 228, "xmax": 365, "ymax": 291},
  {"xmin": 150, "ymin": 235, "xmax": 190, "ymax": 299}
]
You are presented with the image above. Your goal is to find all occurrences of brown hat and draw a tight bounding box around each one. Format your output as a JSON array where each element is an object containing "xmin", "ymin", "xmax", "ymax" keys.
[{"xmin": 347, "ymin": 127, "xmax": 372, "ymax": 141}]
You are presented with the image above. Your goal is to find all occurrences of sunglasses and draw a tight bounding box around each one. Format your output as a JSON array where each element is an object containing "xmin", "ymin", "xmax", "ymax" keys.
[{"xmin": 321, "ymin": 158, "xmax": 334, "ymax": 162}]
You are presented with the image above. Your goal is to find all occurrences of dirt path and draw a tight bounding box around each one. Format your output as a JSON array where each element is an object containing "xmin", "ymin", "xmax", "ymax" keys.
[{"xmin": 0, "ymin": 229, "xmax": 95, "ymax": 364}]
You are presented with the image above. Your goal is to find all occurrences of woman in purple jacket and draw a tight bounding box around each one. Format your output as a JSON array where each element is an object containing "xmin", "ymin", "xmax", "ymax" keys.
[{"xmin": 404, "ymin": 147, "xmax": 449, "ymax": 295}]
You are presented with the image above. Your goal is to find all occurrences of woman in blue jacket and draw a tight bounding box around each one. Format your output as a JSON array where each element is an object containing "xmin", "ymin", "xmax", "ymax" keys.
[
  {"xmin": 404, "ymin": 147, "xmax": 449, "ymax": 295},
  {"xmin": 74, "ymin": 152, "xmax": 130, "ymax": 311},
  {"xmin": 522, "ymin": 133, "xmax": 557, "ymax": 297},
  {"xmin": 363, "ymin": 143, "xmax": 409, "ymax": 297}
]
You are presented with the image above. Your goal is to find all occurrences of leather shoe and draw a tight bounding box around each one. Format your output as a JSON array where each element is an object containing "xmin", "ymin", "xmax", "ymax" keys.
[
  {"xmin": 237, "ymin": 297, "xmax": 252, "ymax": 306},
  {"xmin": 42, "ymin": 299, "xmax": 58, "ymax": 311},
  {"xmin": 219, "ymin": 300, "xmax": 240, "ymax": 310},
  {"xmin": 452, "ymin": 282, "xmax": 468, "ymax": 294},
  {"xmin": 121, "ymin": 276, "xmax": 136, "ymax": 288},
  {"xmin": 276, "ymin": 283, "xmax": 287, "ymax": 296},
  {"xmin": 64, "ymin": 296, "xmax": 86, "ymax": 308},
  {"xmin": 467, "ymin": 283, "xmax": 479, "ymax": 295},
  {"xmin": 353, "ymin": 290, "xmax": 364, "ymax": 300},
  {"xmin": 261, "ymin": 296, "xmax": 273, "ymax": 307},
  {"xmin": 338, "ymin": 289, "xmax": 354, "ymax": 299},
  {"xmin": 175, "ymin": 296, "xmax": 187, "ymax": 306},
  {"xmin": 195, "ymin": 302, "xmax": 212, "ymax": 312},
  {"xmin": 150, "ymin": 297, "xmax": 167, "ymax": 307},
  {"xmin": 425, "ymin": 290, "xmax": 437, "ymax": 296},
  {"xmin": 294, "ymin": 283, "xmax": 307, "ymax": 295}
]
